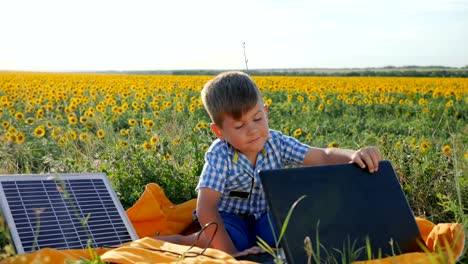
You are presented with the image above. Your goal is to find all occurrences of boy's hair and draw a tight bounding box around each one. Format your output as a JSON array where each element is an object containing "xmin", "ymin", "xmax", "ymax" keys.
[{"xmin": 201, "ymin": 71, "xmax": 263, "ymax": 127}]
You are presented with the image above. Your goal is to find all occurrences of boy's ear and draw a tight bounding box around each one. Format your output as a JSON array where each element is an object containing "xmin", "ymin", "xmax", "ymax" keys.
[
  {"xmin": 210, "ymin": 123, "xmax": 224, "ymax": 140},
  {"xmin": 263, "ymin": 104, "xmax": 269, "ymax": 113}
]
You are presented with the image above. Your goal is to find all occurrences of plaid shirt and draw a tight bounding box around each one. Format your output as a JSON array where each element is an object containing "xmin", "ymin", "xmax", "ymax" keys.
[{"xmin": 196, "ymin": 129, "xmax": 310, "ymax": 219}]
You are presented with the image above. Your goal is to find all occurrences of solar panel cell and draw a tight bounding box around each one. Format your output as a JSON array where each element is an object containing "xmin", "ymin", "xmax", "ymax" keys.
[{"xmin": 0, "ymin": 173, "xmax": 138, "ymax": 253}]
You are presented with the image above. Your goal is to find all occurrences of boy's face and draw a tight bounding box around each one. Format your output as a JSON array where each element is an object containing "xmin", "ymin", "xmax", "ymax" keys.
[{"xmin": 211, "ymin": 103, "xmax": 269, "ymax": 163}]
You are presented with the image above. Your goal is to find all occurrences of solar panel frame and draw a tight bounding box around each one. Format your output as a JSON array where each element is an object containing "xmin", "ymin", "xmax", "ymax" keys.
[{"xmin": 0, "ymin": 173, "xmax": 139, "ymax": 253}]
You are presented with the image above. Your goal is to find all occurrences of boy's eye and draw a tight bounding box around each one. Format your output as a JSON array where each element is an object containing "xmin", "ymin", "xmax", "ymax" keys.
[
  {"xmin": 235, "ymin": 124, "xmax": 243, "ymax": 129},
  {"xmin": 254, "ymin": 117, "xmax": 262, "ymax": 122}
]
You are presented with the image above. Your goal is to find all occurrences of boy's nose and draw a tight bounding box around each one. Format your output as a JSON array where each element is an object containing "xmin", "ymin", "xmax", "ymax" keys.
[{"xmin": 246, "ymin": 122, "xmax": 258, "ymax": 135}]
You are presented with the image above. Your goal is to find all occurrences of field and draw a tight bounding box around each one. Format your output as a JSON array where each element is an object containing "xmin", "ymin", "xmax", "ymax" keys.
[{"xmin": 0, "ymin": 72, "xmax": 467, "ymax": 260}]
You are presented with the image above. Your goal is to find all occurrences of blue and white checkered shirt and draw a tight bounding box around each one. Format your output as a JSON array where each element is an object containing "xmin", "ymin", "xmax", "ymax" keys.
[{"xmin": 196, "ymin": 129, "xmax": 310, "ymax": 219}]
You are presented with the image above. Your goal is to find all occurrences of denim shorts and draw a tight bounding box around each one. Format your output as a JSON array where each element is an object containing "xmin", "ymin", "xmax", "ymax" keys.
[{"xmin": 219, "ymin": 211, "xmax": 278, "ymax": 251}]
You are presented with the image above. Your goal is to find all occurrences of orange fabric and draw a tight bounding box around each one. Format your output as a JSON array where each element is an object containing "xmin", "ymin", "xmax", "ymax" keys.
[
  {"xmin": 0, "ymin": 248, "xmax": 109, "ymax": 264},
  {"xmin": 1, "ymin": 183, "xmax": 465, "ymax": 264},
  {"xmin": 100, "ymin": 237, "xmax": 255, "ymax": 264},
  {"xmin": 126, "ymin": 183, "xmax": 197, "ymax": 238},
  {"xmin": 354, "ymin": 217, "xmax": 466, "ymax": 264}
]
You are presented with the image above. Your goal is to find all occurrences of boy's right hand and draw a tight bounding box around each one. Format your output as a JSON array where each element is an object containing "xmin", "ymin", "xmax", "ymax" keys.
[{"xmin": 350, "ymin": 146, "xmax": 381, "ymax": 173}]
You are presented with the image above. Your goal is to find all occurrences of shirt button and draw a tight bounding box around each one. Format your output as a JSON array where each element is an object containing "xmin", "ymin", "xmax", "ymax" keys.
[
  {"xmin": 252, "ymin": 202, "xmax": 257, "ymax": 206},
  {"xmin": 236, "ymin": 178, "xmax": 240, "ymax": 182},
  {"xmin": 254, "ymin": 186, "xmax": 260, "ymax": 190}
]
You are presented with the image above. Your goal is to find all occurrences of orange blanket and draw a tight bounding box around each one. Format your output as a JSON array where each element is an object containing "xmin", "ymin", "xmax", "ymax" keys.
[{"xmin": 1, "ymin": 183, "xmax": 465, "ymax": 264}]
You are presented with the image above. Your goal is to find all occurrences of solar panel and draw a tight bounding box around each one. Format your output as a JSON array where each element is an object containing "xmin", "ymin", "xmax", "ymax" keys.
[{"xmin": 0, "ymin": 173, "xmax": 138, "ymax": 253}]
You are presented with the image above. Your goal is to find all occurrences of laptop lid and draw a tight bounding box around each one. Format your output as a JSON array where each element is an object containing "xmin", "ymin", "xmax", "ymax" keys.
[{"xmin": 259, "ymin": 160, "xmax": 424, "ymax": 264}]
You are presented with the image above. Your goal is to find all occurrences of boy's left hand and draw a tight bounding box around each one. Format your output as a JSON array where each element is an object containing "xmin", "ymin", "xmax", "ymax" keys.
[{"xmin": 350, "ymin": 147, "xmax": 381, "ymax": 173}]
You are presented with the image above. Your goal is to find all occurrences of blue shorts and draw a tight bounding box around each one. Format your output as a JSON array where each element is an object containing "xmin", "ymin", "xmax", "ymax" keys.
[{"xmin": 219, "ymin": 211, "xmax": 278, "ymax": 251}]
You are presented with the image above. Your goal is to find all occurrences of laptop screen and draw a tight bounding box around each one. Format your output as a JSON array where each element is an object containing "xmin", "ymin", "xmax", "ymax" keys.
[{"xmin": 259, "ymin": 160, "xmax": 424, "ymax": 264}]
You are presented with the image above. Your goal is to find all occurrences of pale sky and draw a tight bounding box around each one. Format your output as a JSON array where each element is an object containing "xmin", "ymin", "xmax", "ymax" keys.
[{"xmin": 1, "ymin": 0, "xmax": 467, "ymax": 72}]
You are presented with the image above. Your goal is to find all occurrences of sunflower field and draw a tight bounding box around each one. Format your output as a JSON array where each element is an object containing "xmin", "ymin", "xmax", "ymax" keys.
[{"xmin": 0, "ymin": 72, "xmax": 467, "ymax": 256}]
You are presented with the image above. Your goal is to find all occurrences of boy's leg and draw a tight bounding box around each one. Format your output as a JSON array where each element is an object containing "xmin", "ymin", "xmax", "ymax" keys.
[
  {"xmin": 219, "ymin": 212, "xmax": 253, "ymax": 251},
  {"xmin": 255, "ymin": 212, "xmax": 278, "ymax": 247}
]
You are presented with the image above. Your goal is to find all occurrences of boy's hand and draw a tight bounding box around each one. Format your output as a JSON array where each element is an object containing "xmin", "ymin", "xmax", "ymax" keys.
[{"xmin": 350, "ymin": 147, "xmax": 381, "ymax": 173}]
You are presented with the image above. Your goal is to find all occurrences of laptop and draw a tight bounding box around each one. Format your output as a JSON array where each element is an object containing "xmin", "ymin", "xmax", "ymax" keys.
[{"xmin": 258, "ymin": 160, "xmax": 424, "ymax": 264}]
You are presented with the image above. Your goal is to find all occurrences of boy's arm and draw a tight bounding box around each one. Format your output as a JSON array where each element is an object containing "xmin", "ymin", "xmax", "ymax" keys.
[
  {"xmin": 303, "ymin": 146, "xmax": 381, "ymax": 173},
  {"xmin": 196, "ymin": 187, "xmax": 238, "ymax": 255}
]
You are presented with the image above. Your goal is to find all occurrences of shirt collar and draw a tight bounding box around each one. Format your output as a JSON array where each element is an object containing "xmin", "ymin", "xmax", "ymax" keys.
[{"xmin": 226, "ymin": 142, "xmax": 268, "ymax": 164}]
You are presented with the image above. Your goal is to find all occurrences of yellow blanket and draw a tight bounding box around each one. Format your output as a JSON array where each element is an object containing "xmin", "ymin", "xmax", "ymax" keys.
[{"xmin": 1, "ymin": 183, "xmax": 465, "ymax": 264}]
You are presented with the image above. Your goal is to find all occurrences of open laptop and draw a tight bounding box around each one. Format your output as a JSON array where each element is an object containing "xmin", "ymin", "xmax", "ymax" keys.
[{"xmin": 258, "ymin": 160, "xmax": 424, "ymax": 264}]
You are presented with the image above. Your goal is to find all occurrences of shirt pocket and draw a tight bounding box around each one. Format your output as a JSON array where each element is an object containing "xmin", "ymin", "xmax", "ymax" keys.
[{"xmin": 225, "ymin": 172, "xmax": 253, "ymax": 198}]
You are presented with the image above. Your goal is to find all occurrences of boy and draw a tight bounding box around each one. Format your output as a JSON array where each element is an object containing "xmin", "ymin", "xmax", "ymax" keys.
[{"xmin": 157, "ymin": 71, "xmax": 381, "ymax": 256}]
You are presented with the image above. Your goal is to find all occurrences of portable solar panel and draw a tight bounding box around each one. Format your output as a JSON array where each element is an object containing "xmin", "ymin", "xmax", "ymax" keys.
[
  {"xmin": 0, "ymin": 173, "xmax": 138, "ymax": 253},
  {"xmin": 259, "ymin": 160, "xmax": 424, "ymax": 264}
]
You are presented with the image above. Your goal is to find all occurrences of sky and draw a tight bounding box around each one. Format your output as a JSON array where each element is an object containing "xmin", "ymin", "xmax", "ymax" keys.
[{"xmin": 1, "ymin": 0, "xmax": 467, "ymax": 72}]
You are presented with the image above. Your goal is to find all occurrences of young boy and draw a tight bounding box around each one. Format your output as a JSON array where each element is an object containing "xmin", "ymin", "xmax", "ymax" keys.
[{"xmin": 157, "ymin": 71, "xmax": 381, "ymax": 256}]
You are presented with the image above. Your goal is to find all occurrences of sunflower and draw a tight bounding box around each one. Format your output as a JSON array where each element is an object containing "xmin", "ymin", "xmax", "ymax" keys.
[
  {"xmin": 118, "ymin": 140, "xmax": 129, "ymax": 148},
  {"xmin": 67, "ymin": 130, "xmax": 77, "ymax": 141},
  {"xmin": 68, "ymin": 115, "xmax": 78, "ymax": 125},
  {"xmin": 15, "ymin": 132, "xmax": 25, "ymax": 144},
  {"xmin": 2, "ymin": 121, "xmax": 9, "ymax": 128},
  {"xmin": 33, "ymin": 125, "xmax": 46, "ymax": 138},
  {"xmin": 25, "ymin": 117, "xmax": 35, "ymax": 125},
  {"xmin": 150, "ymin": 135, "xmax": 160, "ymax": 145},
  {"xmin": 199, "ymin": 143, "xmax": 209, "ymax": 152},
  {"xmin": 162, "ymin": 153, "xmax": 172, "ymax": 161},
  {"xmin": 142, "ymin": 141, "xmax": 153, "ymax": 151},
  {"xmin": 328, "ymin": 142, "xmax": 339, "ymax": 148},
  {"xmin": 172, "ymin": 137, "xmax": 182, "ymax": 145},
  {"xmin": 80, "ymin": 116, "xmax": 88, "ymax": 124},
  {"xmin": 293, "ymin": 128, "xmax": 302, "ymax": 137},
  {"xmin": 317, "ymin": 104, "xmax": 324, "ymax": 111},
  {"xmin": 189, "ymin": 104, "xmax": 196, "ymax": 113},
  {"xmin": 51, "ymin": 127, "xmax": 63, "ymax": 139},
  {"xmin": 14, "ymin": 112, "xmax": 25, "ymax": 121},
  {"xmin": 420, "ymin": 142, "xmax": 430, "ymax": 153},
  {"xmin": 57, "ymin": 136, "xmax": 68, "ymax": 147},
  {"xmin": 86, "ymin": 111, "xmax": 95, "ymax": 119},
  {"xmin": 442, "ymin": 145, "xmax": 452, "ymax": 155},
  {"xmin": 120, "ymin": 129, "xmax": 129, "ymax": 136},
  {"xmin": 145, "ymin": 120, "xmax": 155, "ymax": 128},
  {"xmin": 96, "ymin": 129, "xmax": 105, "ymax": 139},
  {"xmin": 96, "ymin": 105, "xmax": 105, "ymax": 113},
  {"xmin": 128, "ymin": 119, "xmax": 137, "ymax": 126},
  {"xmin": 79, "ymin": 133, "xmax": 89, "ymax": 142}
]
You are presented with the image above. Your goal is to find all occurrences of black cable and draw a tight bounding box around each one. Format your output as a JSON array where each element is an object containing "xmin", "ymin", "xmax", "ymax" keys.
[{"xmin": 182, "ymin": 221, "xmax": 218, "ymax": 257}]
